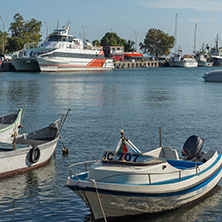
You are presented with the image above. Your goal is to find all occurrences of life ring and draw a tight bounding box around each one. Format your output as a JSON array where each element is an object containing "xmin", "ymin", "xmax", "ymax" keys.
[{"xmin": 28, "ymin": 146, "xmax": 40, "ymax": 163}]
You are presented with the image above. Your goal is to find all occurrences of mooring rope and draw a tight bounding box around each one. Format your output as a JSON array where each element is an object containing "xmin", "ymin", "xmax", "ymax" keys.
[{"xmin": 91, "ymin": 179, "xmax": 107, "ymax": 222}]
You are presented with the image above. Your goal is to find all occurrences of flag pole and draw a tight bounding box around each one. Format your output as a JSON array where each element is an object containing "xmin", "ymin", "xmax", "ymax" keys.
[{"xmin": 159, "ymin": 127, "xmax": 162, "ymax": 147}]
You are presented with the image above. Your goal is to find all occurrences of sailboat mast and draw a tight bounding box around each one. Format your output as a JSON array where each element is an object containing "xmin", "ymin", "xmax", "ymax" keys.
[
  {"xmin": 174, "ymin": 13, "xmax": 178, "ymax": 54},
  {"xmin": 194, "ymin": 24, "xmax": 197, "ymax": 54}
]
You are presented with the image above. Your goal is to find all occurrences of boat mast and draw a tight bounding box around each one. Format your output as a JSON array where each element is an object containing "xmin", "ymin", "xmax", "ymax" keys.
[
  {"xmin": 215, "ymin": 34, "xmax": 219, "ymax": 51},
  {"xmin": 174, "ymin": 13, "xmax": 178, "ymax": 54},
  {"xmin": 193, "ymin": 24, "xmax": 197, "ymax": 54}
]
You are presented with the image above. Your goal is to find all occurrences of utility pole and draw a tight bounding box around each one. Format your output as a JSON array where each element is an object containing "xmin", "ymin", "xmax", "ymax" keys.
[
  {"xmin": 0, "ymin": 16, "xmax": 8, "ymax": 55},
  {"xmin": 134, "ymin": 31, "xmax": 139, "ymax": 52}
]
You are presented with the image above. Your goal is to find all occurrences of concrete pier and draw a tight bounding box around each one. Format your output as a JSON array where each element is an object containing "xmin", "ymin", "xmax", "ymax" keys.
[{"xmin": 114, "ymin": 60, "xmax": 160, "ymax": 69}]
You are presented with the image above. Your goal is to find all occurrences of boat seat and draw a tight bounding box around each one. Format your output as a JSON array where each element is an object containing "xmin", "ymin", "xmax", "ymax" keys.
[
  {"xmin": 161, "ymin": 146, "xmax": 179, "ymax": 160},
  {"xmin": 16, "ymin": 138, "xmax": 50, "ymax": 145},
  {"xmin": 144, "ymin": 146, "xmax": 179, "ymax": 160}
]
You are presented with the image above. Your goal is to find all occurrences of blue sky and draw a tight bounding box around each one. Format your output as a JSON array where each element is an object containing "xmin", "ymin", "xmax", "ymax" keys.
[{"xmin": 1, "ymin": 0, "xmax": 222, "ymax": 54}]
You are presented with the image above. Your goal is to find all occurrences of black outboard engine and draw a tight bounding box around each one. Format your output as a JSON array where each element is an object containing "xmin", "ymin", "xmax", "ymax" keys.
[{"xmin": 182, "ymin": 135, "xmax": 204, "ymax": 160}]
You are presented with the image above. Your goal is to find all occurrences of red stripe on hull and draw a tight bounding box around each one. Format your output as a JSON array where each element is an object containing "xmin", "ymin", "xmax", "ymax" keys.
[
  {"xmin": 0, "ymin": 158, "xmax": 52, "ymax": 179},
  {"xmin": 87, "ymin": 59, "xmax": 106, "ymax": 67},
  {"xmin": 39, "ymin": 59, "xmax": 107, "ymax": 68}
]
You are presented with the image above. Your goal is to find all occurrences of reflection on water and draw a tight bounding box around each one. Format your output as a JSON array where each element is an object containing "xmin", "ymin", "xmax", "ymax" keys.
[
  {"xmin": 0, "ymin": 160, "xmax": 56, "ymax": 200},
  {"xmin": 1, "ymin": 68, "xmax": 222, "ymax": 221}
]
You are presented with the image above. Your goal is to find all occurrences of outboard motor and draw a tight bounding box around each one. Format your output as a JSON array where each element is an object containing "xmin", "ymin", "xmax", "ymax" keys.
[{"xmin": 182, "ymin": 135, "xmax": 204, "ymax": 160}]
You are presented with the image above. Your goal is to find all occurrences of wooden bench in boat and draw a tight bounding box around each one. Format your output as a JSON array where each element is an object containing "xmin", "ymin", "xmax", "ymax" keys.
[{"xmin": 16, "ymin": 138, "xmax": 52, "ymax": 145}]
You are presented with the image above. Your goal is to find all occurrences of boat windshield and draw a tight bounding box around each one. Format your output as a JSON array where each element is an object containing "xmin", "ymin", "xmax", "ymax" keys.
[{"xmin": 48, "ymin": 35, "xmax": 73, "ymax": 42}]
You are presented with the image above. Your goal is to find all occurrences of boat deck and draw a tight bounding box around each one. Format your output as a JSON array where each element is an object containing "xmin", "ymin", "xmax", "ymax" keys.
[
  {"xmin": 167, "ymin": 159, "xmax": 203, "ymax": 169},
  {"xmin": 0, "ymin": 123, "xmax": 10, "ymax": 130}
]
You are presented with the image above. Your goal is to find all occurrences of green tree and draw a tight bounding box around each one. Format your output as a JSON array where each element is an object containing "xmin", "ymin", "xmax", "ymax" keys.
[
  {"xmin": 140, "ymin": 28, "xmax": 175, "ymax": 58},
  {"xmin": 92, "ymin": 39, "xmax": 101, "ymax": 47},
  {"xmin": 9, "ymin": 13, "xmax": 24, "ymax": 38},
  {"xmin": 100, "ymin": 32, "xmax": 135, "ymax": 51},
  {"xmin": 124, "ymin": 40, "xmax": 135, "ymax": 52},
  {"xmin": 6, "ymin": 13, "xmax": 42, "ymax": 52},
  {"xmin": 100, "ymin": 32, "xmax": 125, "ymax": 46},
  {"xmin": 23, "ymin": 18, "xmax": 42, "ymax": 43},
  {"xmin": 0, "ymin": 31, "xmax": 9, "ymax": 54}
]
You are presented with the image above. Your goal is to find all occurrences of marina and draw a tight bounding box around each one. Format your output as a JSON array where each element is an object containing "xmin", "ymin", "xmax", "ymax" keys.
[{"xmin": 1, "ymin": 67, "xmax": 222, "ymax": 221}]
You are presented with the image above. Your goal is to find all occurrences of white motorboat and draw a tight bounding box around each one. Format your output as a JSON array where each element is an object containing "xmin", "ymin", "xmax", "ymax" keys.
[
  {"xmin": 65, "ymin": 129, "xmax": 222, "ymax": 221},
  {"xmin": 210, "ymin": 35, "xmax": 222, "ymax": 66},
  {"xmin": 202, "ymin": 70, "xmax": 222, "ymax": 82},
  {"xmin": 169, "ymin": 50, "xmax": 198, "ymax": 68},
  {"xmin": 197, "ymin": 54, "xmax": 212, "ymax": 67},
  {"xmin": 36, "ymin": 24, "xmax": 113, "ymax": 72},
  {"xmin": 0, "ymin": 109, "xmax": 23, "ymax": 143},
  {"xmin": 0, "ymin": 120, "xmax": 60, "ymax": 178}
]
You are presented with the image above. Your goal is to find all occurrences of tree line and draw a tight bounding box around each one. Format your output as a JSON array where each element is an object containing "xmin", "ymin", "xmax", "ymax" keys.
[{"xmin": 0, "ymin": 13, "xmax": 175, "ymax": 58}]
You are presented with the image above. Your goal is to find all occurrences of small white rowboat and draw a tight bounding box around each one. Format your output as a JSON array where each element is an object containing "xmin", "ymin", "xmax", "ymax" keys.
[
  {"xmin": 0, "ymin": 109, "xmax": 23, "ymax": 143},
  {"xmin": 0, "ymin": 120, "xmax": 60, "ymax": 178}
]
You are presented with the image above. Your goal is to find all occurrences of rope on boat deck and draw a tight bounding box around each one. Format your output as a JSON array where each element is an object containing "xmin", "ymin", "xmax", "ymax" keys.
[{"xmin": 91, "ymin": 179, "xmax": 107, "ymax": 222}]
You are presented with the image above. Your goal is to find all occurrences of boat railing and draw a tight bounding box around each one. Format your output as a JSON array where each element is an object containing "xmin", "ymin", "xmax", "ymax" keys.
[
  {"xmin": 95, "ymin": 166, "xmax": 200, "ymax": 185},
  {"xmin": 69, "ymin": 160, "xmax": 98, "ymax": 180},
  {"xmin": 69, "ymin": 160, "xmax": 201, "ymax": 184}
]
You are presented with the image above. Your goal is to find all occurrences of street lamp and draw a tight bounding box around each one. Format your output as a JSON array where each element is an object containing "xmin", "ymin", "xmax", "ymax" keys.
[
  {"xmin": 82, "ymin": 25, "xmax": 87, "ymax": 44},
  {"xmin": 0, "ymin": 16, "xmax": 8, "ymax": 55},
  {"xmin": 44, "ymin": 21, "xmax": 48, "ymax": 40},
  {"xmin": 79, "ymin": 32, "xmax": 82, "ymax": 40}
]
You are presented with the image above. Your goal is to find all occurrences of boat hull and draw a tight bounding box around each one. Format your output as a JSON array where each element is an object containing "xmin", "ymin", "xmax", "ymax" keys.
[
  {"xmin": 198, "ymin": 61, "xmax": 212, "ymax": 67},
  {"xmin": 0, "ymin": 120, "xmax": 60, "ymax": 178},
  {"xmin": 37, "ymin": 57, "xmax": 113, "ymax": 72},
  {"xmin": 202, "ymin": 70, "xmax": 222, "ymax": 82},
  {"xmin": 0, "ymin": 138, "xmax": 58, "ymax": 178},
  {"xmin": 211, "ymin": 56, "xmax": 222, "ymax": 66},
  {"xmin": 68, "ymin": 166, "xmax": 222, "ymax": 220},
  {"xmin": 168, "ymin": 61, "xmax": 198, "ymax": 68},
  {"xmin": 12, "ymin": 57, "xmax": 40, "ymax": 72},
  {"xmin": 65, "ymin": 150, "xmax": 222, "ymax": 220},
  {"xmin": 0, "ymin": 109, "xmax": 23, "ymax": 143}
]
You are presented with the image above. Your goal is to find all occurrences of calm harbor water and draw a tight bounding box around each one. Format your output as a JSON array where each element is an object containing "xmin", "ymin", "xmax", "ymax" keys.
[{"xmin": 1, "ymin": 67, "xmax": 222, "ymax": 221}]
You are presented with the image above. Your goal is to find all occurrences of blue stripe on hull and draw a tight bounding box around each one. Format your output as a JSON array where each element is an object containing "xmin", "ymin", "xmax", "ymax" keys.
[
  {"xmin": 153, "ymin": 154, "xmax": 222, "ymax": 185},
  {"xmin": 71, "ymin": 166, "xmax": 222, "ymax": 198}
]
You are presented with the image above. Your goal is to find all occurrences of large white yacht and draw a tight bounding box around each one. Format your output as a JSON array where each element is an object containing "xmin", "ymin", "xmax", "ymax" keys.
[
  {"xmin": 37, "ymin": 25, "xmax": 113, "ymax": 72},
  {"xmin": 12, "ymin": 24, "xmax": 113, "ymax": 72}
]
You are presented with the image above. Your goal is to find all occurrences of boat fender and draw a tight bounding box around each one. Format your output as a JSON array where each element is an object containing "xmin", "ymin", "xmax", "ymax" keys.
[{"xmin": 28, "ymin": 146, "xmax": 40, "ymax": 163}]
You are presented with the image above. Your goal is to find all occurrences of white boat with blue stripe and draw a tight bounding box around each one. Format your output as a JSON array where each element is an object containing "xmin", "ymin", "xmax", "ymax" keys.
[{"xmin": 65, "ymin": 129, "xmax": 222, "ymax": 221}]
